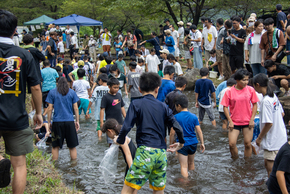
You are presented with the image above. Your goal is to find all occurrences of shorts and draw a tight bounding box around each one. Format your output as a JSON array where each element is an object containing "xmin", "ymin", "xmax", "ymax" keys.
[
  {"xmin": 234, "ymin": 125, "xmax": 249, "ymax": 131},
  {"xmin": 216, "ymin": 50, "xmax": 223, "ymax": 63},
  {"xmin": 184, "ymin": 50, "xmax": 191, "ymax": 60},
  {"xmin": 42, "ymin": 90, "xmax": 50, "ymax": 108},
  {"xmin": 264, "ymin": 150, "xmax": 279, "ymax": 161},
  {"xmin": 177, "ymin": 144, "xmax": 197, "ymax": 156},
  {"xmin": 96, "ymin": 120, "xmax": 101, "ymax": 131},
  {"xmin": 198, "ymin": 105, "xmax": 215, "ymax": 122},
  {"xmin": 0, "ymin": 127, "xmax": 34, "ymax": 156},
  {"xmin": 79, "ymin": 98, "xmax": 91, "ymax": 115},
  {"xmin": 219, "ymin": 112, "xmax": 227, "ymax": 120},
  {"xmin": 51, "ymin": 121, "xmax": 79, "ymax": 149},
  {"xmin": 229, "ymin": 55, "xmax": 244, "ymax": 71},
  {"xmin": 125, "ymin": 146, "xmax": 167, "ymax": 191},
  {"xmin": 103, "ymin": 45, "xmax": 111, "ymax": 52}
]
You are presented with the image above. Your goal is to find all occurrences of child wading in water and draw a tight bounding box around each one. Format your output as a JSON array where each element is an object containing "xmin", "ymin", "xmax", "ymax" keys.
[
  {"xmin": 221, "ymin": 69, "xmax": 259, "ymax": 159},
  {"xmin": 86, "ymin": 73, "xmax": 110, "ymax": 137},
  {"xmin": 115, "ymin": 72, "xmax": 185, "ymax": 194},
  {"xmin": 101, "ymin": 119, "xmax": 137, "ymax": 185},
  {"xmin": 253, "ymin": 73, "xmax": 287, "ymax": 177},
  {"xmin": 174, "ymin": 94, "xmax": 205, "ymax": 178}
]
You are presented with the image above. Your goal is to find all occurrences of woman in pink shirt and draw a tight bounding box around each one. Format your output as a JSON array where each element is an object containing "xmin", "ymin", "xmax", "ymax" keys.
[{"xmin": 221, "ymin": 69, "xmax": 259, "ymax": 159}]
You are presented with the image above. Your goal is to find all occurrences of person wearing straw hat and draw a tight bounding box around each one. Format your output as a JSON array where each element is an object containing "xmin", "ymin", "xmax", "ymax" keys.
[{"xmin": 178, "ymin": 21, "xmax": 185, "ymax": 60}]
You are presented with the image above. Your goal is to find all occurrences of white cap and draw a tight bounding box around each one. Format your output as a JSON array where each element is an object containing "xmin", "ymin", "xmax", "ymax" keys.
[
  {"xmin": 164, "ymin": 29, "xmax": 171, "ymax": 34},
  {"xmin": 177, "ymin": 21, "xmax": 184, "ymax": 26},
  {"xmin": 90, "ymin": 35, "xmax": 93, "ymax": 38},
  {"xmin": 250, "ymin": 13, "xmax": 257, "ymax": 18},
  {"xmin": 159, "ymin": 49, "xmax": 169, "ymax": 55},
  {"xmin": 186, "ymin": 22, "xmax": 192, "ymax": 26}
]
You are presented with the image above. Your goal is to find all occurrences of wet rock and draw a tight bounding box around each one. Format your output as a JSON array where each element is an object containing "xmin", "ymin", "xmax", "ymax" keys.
[
  {"xmin": 278, "ymin": 96, "xmax": 290, "ymax": 124},
  {"xmin": 183, "ymin": 68, "xmax": 201, "ymax": 91}
]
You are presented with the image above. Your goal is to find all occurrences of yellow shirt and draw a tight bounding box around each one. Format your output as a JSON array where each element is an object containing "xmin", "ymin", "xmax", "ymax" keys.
[{"xmin": 56, "ymin": 63, "xmax": 63, "ymax": 69}]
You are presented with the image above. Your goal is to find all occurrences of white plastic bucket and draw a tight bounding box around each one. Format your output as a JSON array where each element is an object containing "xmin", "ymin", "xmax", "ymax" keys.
[{"xmin": 209, "ymin": 71, "xmax": 218, "ymax": 78}]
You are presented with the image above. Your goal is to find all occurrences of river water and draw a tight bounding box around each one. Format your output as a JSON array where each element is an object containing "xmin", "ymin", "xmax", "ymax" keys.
[{"xmin": 44, "ymin": 90, "xmax": 275, "ymax": 194}]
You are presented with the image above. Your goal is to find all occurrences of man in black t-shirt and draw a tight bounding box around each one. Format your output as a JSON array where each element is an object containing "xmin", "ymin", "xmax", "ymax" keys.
[
  {"xmin": 264, "ymin": 60, "xmax": 290, "ymax": 96},
  {"xmin": 132, "ymin": 26, "xmax": 143, "ymax": 49},
  {"xmin": 46, "ymin": 31, "xmax": 57, "ymax": 67},
  {"xmin": 0, "ymin": 9, "xmax": 43, "ymax": 192},
  {"xmin": 227, "ymin": 16, "xmax": 246, "ymax": 73}
]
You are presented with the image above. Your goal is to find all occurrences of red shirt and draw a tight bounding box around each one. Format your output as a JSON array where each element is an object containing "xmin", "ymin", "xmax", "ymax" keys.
[{"xmin": 221, "ymin": 85, "xmax": 259, "ymax": 125}]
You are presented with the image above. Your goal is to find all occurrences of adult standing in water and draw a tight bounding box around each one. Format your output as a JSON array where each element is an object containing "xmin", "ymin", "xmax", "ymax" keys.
[{"xmin": 221, "ymin": 69, "xmax": 259, "ymax": 159}]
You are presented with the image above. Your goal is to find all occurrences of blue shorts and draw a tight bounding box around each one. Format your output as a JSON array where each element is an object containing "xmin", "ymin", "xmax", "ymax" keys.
[
  {"xmin": 219, "ymin": 112, "xmax": 227, "ymax": 120},
  {"xmin": 79, "ymin": 98, "xmax": 91, "ymax": 115},
  {"xmin": 177, "ymin": 144, "xmax": 197, "ymax": 156}
]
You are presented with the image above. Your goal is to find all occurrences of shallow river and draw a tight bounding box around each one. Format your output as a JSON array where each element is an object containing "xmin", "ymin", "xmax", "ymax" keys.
[{"xmin": 45, "ymin": 90, "xmax": 277, "ymax": 194}]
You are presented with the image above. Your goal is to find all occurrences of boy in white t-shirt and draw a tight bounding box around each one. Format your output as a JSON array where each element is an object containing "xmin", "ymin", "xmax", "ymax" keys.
[
  {"xmin": 218, "ymin": 78, "xmax": 236, "ymax": 130},
  {"xmin": 87, "ymin": 73, "xmax": 109, "ymax": 137},
  {"xmin": 145, "ymin": 48, "xmax": 160, "ymax": 73},
  {"xmin": 72, "ymin": 68, "xmax": 91, "ymax": 119},
  {"xmin": 57, "ymin": 37, "xmax": 65, "ymax": 58},
  {"xmin": 167, "ymin": 54, "xmax": 183, "ymax": 77}
]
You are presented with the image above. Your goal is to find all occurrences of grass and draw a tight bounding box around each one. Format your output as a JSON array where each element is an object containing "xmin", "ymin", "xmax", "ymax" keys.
[{"xmin": 0, "ymin": 139, "xmax": 83, "ymax": 194}]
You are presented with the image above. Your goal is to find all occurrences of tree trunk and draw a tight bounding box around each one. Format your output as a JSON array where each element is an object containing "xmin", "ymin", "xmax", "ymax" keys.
[
  {"xmin": 164, "ymin": 0, "xmax": 178, "ymax": 25},
  {"xmin": 179, "ymin": 1, "xmax": 183, "ymax": 22}
]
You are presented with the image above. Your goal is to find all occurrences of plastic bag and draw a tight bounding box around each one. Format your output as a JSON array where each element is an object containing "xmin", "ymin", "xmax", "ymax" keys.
[
  {"xmin": 99, "ymin": 144, "xmax": 119, "ymax": 183},
  {"xmin": 251, "ymin": 141, "xmax": 263, "ymax": 155},
  {"xmin": 36, "ymin": 137, "xmax": 48, "ymax": 149},
  {"xmin": 28, "ymin": 110, "xmax": 36, "ymax": 126}
]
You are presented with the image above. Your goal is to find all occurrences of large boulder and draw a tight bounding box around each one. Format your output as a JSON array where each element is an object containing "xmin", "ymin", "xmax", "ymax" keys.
[
  {"xmin": 183, "ymin": 68, "xmax": 201, "ymax": 91},
  {"xmin": 278, "ymin": 96, "xmax": 290, "ymax": 124}
]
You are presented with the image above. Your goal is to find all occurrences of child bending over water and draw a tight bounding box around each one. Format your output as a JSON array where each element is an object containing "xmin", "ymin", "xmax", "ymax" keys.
[{"xmin": 101, "ymin": 119, "xmax": 136, "ymax": 181}]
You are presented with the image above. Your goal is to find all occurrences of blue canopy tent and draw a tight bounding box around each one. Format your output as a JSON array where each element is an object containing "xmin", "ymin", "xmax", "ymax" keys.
[
  {"xmin": 47, "ymin": 14, "xmax": 103, "ymax": 46},
  {"xmin": 46, "ymin": 14, "xmax": 103, "ymax": 27}
]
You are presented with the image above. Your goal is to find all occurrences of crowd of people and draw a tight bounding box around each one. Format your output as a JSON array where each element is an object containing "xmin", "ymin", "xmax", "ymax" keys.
[{"xmin": 1, "ymin": 4, "xmax": 290, "ymax": 194}]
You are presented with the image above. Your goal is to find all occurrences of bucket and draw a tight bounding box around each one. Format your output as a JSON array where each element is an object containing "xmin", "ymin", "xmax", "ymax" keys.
[{"xmin": 209, "ymin": 71, "xmax": 218, "ymax": 78}]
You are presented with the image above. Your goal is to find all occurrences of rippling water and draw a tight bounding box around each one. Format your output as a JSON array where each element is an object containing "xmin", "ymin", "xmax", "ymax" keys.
[{"xmin": 44, "ymin": 91, "xmax": 273, "ymax": 194}]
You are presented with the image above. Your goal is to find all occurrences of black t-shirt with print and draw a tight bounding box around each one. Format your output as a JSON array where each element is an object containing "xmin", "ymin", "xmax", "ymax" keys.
[
  {"xmin": 101, "ymin": 92, "xmax": 125, "ymax": 124},
  {"xmin": 229, "ymin": 28, "xmax": 246, "ymax": 56},
  {"xmin": 47, "ymin": 38, "xmax": 57, "ymax": 59},
  {"xmin": 267, "ymin": 142, "xmax": 290, "ymax": 193},
  {"xmin": 0, "ymin": 43, "xmax": 41, "ymax": 131}
]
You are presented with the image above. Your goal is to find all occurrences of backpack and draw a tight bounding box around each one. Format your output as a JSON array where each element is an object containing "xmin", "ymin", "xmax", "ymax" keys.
[{"xmin": 126, "ymin": 35, "xmax": 134, "ymax": 47}]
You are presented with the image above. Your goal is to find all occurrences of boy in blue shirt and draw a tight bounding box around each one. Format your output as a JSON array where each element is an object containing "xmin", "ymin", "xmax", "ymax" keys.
[
  {"xmin": 114, "ymin": 37, "xmax": 123, "ymax": 59},
  {"xmin": 41, "ymin": 60, "xmax": 59, "ymax": 115},
  {"xmin": 115, "ymin": 72, "xmax": 185, "ymax": 193},
  {"xmin": 174, "ymin": 94, "xmax": 205, "ymax": 178},
  {"xmin": 195, "ymin": 67, "xmax": 216, "ymax": 126},
  {"xmin": 157, "ymin": 65, "xmax": 175, "ymax": 102}
]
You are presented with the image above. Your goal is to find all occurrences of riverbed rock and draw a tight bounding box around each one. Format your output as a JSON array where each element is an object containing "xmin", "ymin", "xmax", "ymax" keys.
[
  {"xmin": 278, "ymin": 96, "xmax": 290, "ymax": 124},
  {"xmin": 183, "ymin": 68, "xmax": 201, "ymax": 91}
]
